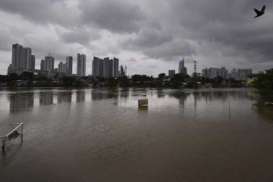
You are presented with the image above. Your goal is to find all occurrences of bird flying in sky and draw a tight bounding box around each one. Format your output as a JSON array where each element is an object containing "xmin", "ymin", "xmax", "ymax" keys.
[{"xmin": 254, "ymin": 5, "xmax": 266, "ymax": 18}]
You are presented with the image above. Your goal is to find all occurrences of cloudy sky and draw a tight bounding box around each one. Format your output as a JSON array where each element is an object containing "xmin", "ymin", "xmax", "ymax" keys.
[{"xmin": 0, "ymin": 0, "xmax": 272, "ymax": 75}]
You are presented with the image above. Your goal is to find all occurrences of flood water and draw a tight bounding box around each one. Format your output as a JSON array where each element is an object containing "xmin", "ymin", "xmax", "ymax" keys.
[{"xmin": 0, "ymin": 88, "xmax": 273, "ymax": 182}]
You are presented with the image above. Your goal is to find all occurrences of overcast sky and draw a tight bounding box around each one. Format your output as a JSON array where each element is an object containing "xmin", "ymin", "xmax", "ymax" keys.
[{"xmin": 0, "ymin": 0, "xmax": 272, "ymax": 75}]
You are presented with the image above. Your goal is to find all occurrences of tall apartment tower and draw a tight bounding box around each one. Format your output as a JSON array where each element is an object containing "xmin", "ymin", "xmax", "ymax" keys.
[
  {"xmin": 77, "ymin": 54, "xmax": 86, "ymax": 76},
  {"xmin": 40, "ymin": 56, "xmax": 54, "ymax": 72},
  {"xmin": 66, "ymin": 56, "xmax": 73, "ymax": 75},
  {"xmin": 113, "ymin": 58, "xmax": 119, "ymax": 78},
  {"xmin": 58, "ymin": 62, "xmax": 67, "ymax": 73},
  {"xmin": 45, "ymin": 56, "xmax": 54, "ymax": 72},
  {"xmin": 40, "ymin": 60, "xmax": 45, "ymax": 71},
  {"xmin": 103, "ymin": 57, "xmax": 111, "ymax": 78},
  {"xmin": 9, "ymin": 43, "xmax": 35, "ymax": 74},
  {"xmin": 92, "ymin": 57, "xmax": 119, "ymax": 79},
  {"xmin": 179, "ymin": 59, "xmax": 187, "ymax": 75},
  {"xmin": 92, "ymin": 57, "xmax": 103, "ymax": 78},
  {"xmin": 30, "ymin": 55, "xmax": 35, "ymax": 72},
  {"xmin": 119, "ymin": 65, "xmax": 127, "ymax": 77},
  {"xmin": 11, "ymin": 44, "xmax": 22, "ymax": 70},
  {"xmin": 22, "ymin": 47, "xmax": 32, "ymax": 71}
]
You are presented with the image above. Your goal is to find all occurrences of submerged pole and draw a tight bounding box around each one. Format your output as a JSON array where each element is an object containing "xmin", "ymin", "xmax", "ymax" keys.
[{"xmin": 2, "ymin": 138, "xmax": 6, "ymax": 153}]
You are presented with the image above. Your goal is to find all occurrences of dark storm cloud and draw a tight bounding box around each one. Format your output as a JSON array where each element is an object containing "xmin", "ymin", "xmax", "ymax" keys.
[
  {"xmin": 124, "ymin": 27, "xmax": 195, "ymax": 60},
  {"xmin": 168, "ymin": 0, "xmax": 273, "ymax": 64},
  {"xmin": 0, "ymin": 29, "xmax": 12, "ymax": 51},
  {"xmin": 142, "ymin": 41, "xmax": 196, "ymax": 61},
  {"xmin": 0, "ymin": 0, "xmax": 273, "ymax": 74},
  {"xmin": 79, "ymin": 0, "xmax": 144, "ymax": 33},
  {"xmin": 126, "ymin": 27, "xmax": 173, "ymax": 48},
  {"xmin": 60, "ymin": 28, "xmax": 100, "ymax": 46},
  {"xmin": 0, "ymin": 0, "xmax": 80, "ymax": 26},
  {"xmin": 119, "ymin": 0, "xmax": 273, "ymax": 67}
]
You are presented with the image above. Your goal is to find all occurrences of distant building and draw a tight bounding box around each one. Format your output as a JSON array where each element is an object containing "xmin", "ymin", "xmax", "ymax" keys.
[
  {"xmin": 66, "ymin": 56, "xmax": 73, "ymax": 75},
  {"xmin": 11, "ymin": 44, "xmax": 22, "ymax": 71},
  {"xmin": 58, "ymin": 62, "xmax": 67, "ymax": 73},
  {"xmin": 218, "ymin": 67, "xmax": 228, "ymax": 79},
  {"xmin": 202, "ymin": 67, "xmax": 228, "ymax": 79},
  {"xmin": 23, "ymin": 48, "xmax": 32, "ymax": 71},
  {"xmin": 40, "ymin": 56, "xmax": 54, "ymax": 72},
  {"xmin": 92, "ymin": 57, "xmax": 103, "ymax": 78},
  {"xmin": 92, "ymin": 57, "xmax": 119, "ymax": 79},
  {"xmin": 113, "ymin": 58, "xmax": 119, "ymax": 78},
  {"xmin": 7, "ymin": 64, "xmax": 14, "ymax": 75},
  {"xmin": 179, "ymin": 59, "xmax": 187, "ymax": 75},
  {"xmin": 30, "ymin": 55, "xmax": 35, "ymax": 72},
  {"xmin": 102, "ymin": 57, "xmax": 111, "ymax": 78},
  {"xmin": 9, "ymin": 43, "xmax": 35, "ymax": 74},
  {"xmin": 230, "ymin": 69, "xmax": 252, "ymax": 81},
  {"xmin": 77, "ymin": 54, "xmax": 86, "ymax": 76},
  {"xmin": 120, "ymin": 65, "xmax": 127, "ymax": 77},
  {"xmin": 40, "ymin": 60, "xmax": 45, "ymax": 72},
  {"xmin": 45, "ymin": 56, "xmax": 54, "ymax": 72},
  {"xmin": 168, "ymin": 70, "xmax": 176, "ymax": 78}
]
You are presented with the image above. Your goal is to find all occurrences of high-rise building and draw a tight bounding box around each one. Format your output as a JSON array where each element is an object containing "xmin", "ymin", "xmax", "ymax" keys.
[
  {"xmin": 25, "ymin": 47, "xmax": 32, "ymax": 72},
  {"xmin": 179, "ymin": 59, "xmax": 187, "ymax": 75},
  {"xmin": 40, "ymin": 56, "xmax": 54, "ymax": 72},
  {"xmin": 8, "ymin": 64, "xmax": 15, "ymax": 75},
  {"xmin": 103, "ymin": 57, "xmax": 111, "ymax": 78},
  {"xmin": 66, "ymin": 56, "xmax": 73, "ymax": 75},
  {"xmin": 30, "ymin": 55, "xmax": 35, "ymax": 72},
  {"xmin": 92, "ymin": 57, "xmax": 120, "ymax": 79},
  {"xmin": 169, "ymin": 70, "xmax": 176, "ymax": 78},
  {"xmin": 202, "ymin": 67, "xmax": 228, "ymax": 79},
  {"xmin": 77, "ymin": 54, "xmax": 86, "ymax": 76},
  {"xmin": 120, "ymin": 65, "xmax": 127, "ymax": 77},
  {"xmin": 58, "ymin": 62, "xmax": 67, "ymax": 73},
  {"xmin": 92, "ymin": 57, "xmax": 103, "ymax": 78},
  {"xmin": 12, "ymin": 44, "xmax": 22, "ymax": 70},
  {"xmin": 45, "ymin": 56, "xmax": 54, "ymax": 72},
  {"xmin": 113, "ymin": 58, "xmax": 119, "ymax": 78},
  {"xmin": 219, "ymin": 67, "xmax": 228, "ymax": 79},
  {"xmin": 230, "ymin": 69, "xmax": 252, "ymax": 81},
  {"xmin": 9, "ymin": 43, "xmax": 35, "ymax": 74},
  {"xmin": 40, "ymin": 60, "xmax": 45, "ymax": 71}
]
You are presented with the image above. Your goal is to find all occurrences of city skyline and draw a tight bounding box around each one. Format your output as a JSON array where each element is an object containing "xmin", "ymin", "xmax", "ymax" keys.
[
  {"xmin": 0, "ymin": 0, "xmax": 272, "ymax": 76},
  {"xmin": 2, "ymin": 42, "xmax": 268, "ymax": 76},
  {"xmin": 7, "ymin": 43, "xmax": 255, "ymax": 78}
]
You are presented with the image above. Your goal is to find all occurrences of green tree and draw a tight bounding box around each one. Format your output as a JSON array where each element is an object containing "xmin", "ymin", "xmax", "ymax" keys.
[{"xmin": 253, "ymin": 69, "xmax": 273, "ymax": 91}]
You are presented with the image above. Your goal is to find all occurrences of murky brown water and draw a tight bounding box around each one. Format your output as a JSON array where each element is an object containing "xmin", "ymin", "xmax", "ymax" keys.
[{"xmin": 0, "ymin": 88, "xmax": 273, "ymax": 182}]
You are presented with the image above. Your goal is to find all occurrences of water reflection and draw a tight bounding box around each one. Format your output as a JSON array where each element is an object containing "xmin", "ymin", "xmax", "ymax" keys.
[
  {"xmin": 2, "ymin": 88, "xmax": 269, "ymax": 123},
  {"xmin": 156, "ymin": 89, "xmax": 166, "ymax": 98},
  {"xmin": 254, "ymin": 91, "xmax": 273, "ymax": 122},
  {"xmin": 191, "ymin": 90, "xmax": 253, "ymax": 102},
  {"xmin": 39, "ymin": 92, "xmax": 53, "ymax": 105},
  {"xmin": 131, "ymin": 88, "xmax": 148, "ymax": 97},
  {"xmin": 91, "ymin": 89, "xmax": 118, "ymax": 100},
  {"xmin": 170, "ymin": 91, "xmax": 190, "ymax": 108},
  {"xmin": 255, "ymin": 105, "xmax": 273, "ymax": 122},
  {"xmin": 76, "ymin": 91, "xmax": 85, "ymax": 103},
  {"xmin": 119, "ymin": 88, "xmax": 130, "ymax": 98},
  {"xmin": 1, "ymin": 142, "xmax": 23, "ymax": 167},
  {"xmin": 9, "ymin": 93, "xmax": 34, "ymax": 113},
  {"xmin": 58, "ymin": 91, "xmax": 72, "ymax": 103},
  {"xmin": 2, "ymin": 88, "xmax": 273, "ymax": 182}
]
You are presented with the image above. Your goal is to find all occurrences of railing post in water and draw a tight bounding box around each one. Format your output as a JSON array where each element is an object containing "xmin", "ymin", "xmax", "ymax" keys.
[
  {"xmin": 2, "ymin": 138, "xmax": 6, "ymax": 153},
  {"xmin": 20, "ymin": 122, "xmax": 24, "ymax": 143}
]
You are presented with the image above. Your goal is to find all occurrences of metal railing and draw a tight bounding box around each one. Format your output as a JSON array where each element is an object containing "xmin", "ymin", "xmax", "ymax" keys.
[{"xmin": 1, "ymin": 122, "xmax": 24, "ymax": 153}]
